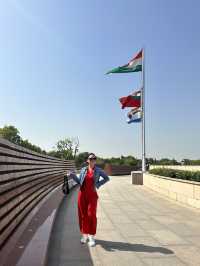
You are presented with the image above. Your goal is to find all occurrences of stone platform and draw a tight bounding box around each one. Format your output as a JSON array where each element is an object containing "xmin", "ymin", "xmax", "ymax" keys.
[{"xmin": 46, "ymin": 175, "xmax": 200, "ymax": 266}]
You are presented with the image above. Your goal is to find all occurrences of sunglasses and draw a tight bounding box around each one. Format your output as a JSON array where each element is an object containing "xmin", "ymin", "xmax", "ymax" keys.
[{"xmin": 89, "ymin": 157, "xmax": 97, "ymax": 161}]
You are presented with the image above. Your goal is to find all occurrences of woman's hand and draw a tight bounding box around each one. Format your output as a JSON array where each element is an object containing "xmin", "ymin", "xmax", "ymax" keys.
[
  {"xmin": 67, "ymin": 170, "xmax": 75, "ymax": 177},
  {"xmin": 66, "ymin": 170, "xmax": 71, "ymax": 176}
]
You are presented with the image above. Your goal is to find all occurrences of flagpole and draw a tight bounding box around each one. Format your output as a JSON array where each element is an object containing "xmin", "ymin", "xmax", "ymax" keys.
[{"xmin": 141, "ymin": 47, "xmax": 146, "ymax": 172}]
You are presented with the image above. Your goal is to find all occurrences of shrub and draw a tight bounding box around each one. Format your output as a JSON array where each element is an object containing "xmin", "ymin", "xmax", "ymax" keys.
[{"xmin": 149, "ymin": 168, "xmax": 200, "ymax": 182}]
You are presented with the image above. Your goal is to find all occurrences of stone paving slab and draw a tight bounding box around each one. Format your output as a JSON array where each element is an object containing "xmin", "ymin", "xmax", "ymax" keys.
[{"xmin": 46, "ymin": 176, "xmax": 200, "ymax": 266}]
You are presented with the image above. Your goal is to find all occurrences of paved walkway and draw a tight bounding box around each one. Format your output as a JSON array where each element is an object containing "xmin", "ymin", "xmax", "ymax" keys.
[{"xmin": 46, "ymin": 176, "xmax": 200, "ymax": 266}]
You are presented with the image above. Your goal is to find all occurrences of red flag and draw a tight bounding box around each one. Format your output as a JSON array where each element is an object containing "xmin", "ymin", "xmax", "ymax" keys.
[{"xmin": 119, "ymin": 95, "xmax": 141, "ymax": 109}]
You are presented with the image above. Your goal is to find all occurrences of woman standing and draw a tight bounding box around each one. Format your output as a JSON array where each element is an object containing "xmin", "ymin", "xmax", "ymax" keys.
[{"xmin": 68, "ymin": 153, "xmax": 110, "ymax": 247}]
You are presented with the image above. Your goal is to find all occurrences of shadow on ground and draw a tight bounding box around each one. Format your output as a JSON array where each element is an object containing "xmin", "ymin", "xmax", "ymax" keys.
[
  {"xmin": 96, "ymin": 239, "xmax": 173, "ymax": 255},
  {"xmin": 46, "ymin": 186, "xmax": 174, "ymax": 266},
  {"xmin": 46, "ymin": 187, "xmax": 94, "ymax": 266}
]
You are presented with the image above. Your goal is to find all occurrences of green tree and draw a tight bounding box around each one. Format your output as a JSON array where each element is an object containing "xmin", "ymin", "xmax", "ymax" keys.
[
  {"xmin": 49, "ymin": 137, "xmax": 79, "ymax": 160},
  {"xmin": 0, "ymin": 125, "xmax": 46, "ymax": 154},
  {"xmin": 0, "ymin": 125, "xmax": 21, "ymax": 144},
  {"xmin": 156, "ymin": 158, "xmax": 180, "ymax": 165},
  {"xmin": 75, "ymin": 152, "xmax": 90, "ymax": 167},
  {"xmin": 123, "ymin": 155, "xmax": 138, "ymax": 166},
  {"xmin": 181, "ymin": 159, "xmax": 200, "ymax": 165},
  {"xmin": 20, "ymin": 139, "xmax": 46, "ymax": 154},
  {"xmin": 48, "ymin": 150, "xmax": 59, "ymax": 158},
  {"xmin": 191, "ymin": 160, "xmax": 200, "ymax": 165},
  {"xmin": 147, "ymin": 158, "xmax": 157, "ymax": 165},
  {"xmin": 101, "ymin": 155, "xmax": 139, "ymax": 166}
]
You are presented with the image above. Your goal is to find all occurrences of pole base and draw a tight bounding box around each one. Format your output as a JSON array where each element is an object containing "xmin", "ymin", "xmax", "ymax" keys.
[{"xmin": 131, "ymin": 171, "xmax": 143, "ymax": 185}]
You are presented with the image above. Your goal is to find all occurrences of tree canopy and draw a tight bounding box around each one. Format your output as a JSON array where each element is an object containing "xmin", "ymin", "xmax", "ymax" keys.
[
  {"xmin": 49, "ymin": 137, "xmax": 79, "ymax": 160},
  {"xmin": 0, "ymin": 125, "xmax": 46, "ymax": 154},
  {"xmin": 0, "ymin": 125, "xmax": 199, "ymax": 166},
  {"xmin": 0, "ymin": 125, "xmax": 21, "ymax": 145}
]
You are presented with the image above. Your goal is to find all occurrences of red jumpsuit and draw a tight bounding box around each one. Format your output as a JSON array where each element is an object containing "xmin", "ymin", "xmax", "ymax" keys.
[{"xmin": 77, "ymin": 167, "xmax": 98, "ymax": 235}]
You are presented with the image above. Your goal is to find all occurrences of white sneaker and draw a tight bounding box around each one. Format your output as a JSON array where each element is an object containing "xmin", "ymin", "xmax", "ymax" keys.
[
  {"xmin": 88, "ymin": 234, "xmax": 95, "ymax": 247},
  {"xmin": 80, "ymin": 234, "xmax": 88, "ymax": 244}
]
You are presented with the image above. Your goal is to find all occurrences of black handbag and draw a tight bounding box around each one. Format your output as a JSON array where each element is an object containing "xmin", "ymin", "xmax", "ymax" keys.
[{"xmin": 62, "ymin": 174, "xmax": 70, "ymax": 195}]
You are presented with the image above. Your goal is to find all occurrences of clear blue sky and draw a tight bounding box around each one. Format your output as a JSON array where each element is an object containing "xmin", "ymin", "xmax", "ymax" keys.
[{"xmin": 0, "ymin": 0, "xmax": 199, "ymax": 160}]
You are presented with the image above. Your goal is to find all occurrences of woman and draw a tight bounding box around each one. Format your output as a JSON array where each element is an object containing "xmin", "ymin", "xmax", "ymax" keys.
[{"xmin": 68, "ymin": 153, "xmax": 110, "ymax": 247}]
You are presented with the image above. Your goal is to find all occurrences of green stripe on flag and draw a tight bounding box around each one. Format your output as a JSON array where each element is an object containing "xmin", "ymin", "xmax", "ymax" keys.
[{"xmin": 106, "ymin": 64, "xmax": 142, "ymax": 74}]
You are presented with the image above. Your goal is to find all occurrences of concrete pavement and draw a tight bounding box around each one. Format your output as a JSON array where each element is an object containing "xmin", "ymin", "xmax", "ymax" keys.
[{"xmin": 46, "ymin": 175, "xmax": 200, "ymax": 266}]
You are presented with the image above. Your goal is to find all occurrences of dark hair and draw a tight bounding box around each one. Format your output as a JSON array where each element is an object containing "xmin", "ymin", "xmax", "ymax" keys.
[{"xmin": 86, "ymin": 153, "xmax": 96, "ymax": 164}]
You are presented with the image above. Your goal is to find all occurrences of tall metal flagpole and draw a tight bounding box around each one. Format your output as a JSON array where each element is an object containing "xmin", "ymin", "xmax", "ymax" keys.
[{"xmin": 141, "ymin": 48, "xmax": 146, "ymax": 172}]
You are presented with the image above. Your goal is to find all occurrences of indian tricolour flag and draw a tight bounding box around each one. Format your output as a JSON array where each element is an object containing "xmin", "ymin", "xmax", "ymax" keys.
[{"xmin": 106, "ymin": 49, "xmax": 142, "ymax": 74}]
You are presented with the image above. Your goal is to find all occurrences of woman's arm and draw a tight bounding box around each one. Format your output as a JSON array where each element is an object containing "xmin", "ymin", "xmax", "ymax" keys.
[
  {"xmin": 96, "ymin": 169, "xmax": 110, "ymax": 189},
  {"xmin": 68, "ymin": 171, "xmax": 80, "ymax": 185}
]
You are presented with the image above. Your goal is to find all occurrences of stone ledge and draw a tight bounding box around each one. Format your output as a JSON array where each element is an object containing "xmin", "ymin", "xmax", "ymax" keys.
[
  {"xmin": 1, "ymin": 179, "xmax": 77, "ymax": 266},
  {"xmin": 143, "ymin": 173, "xmax": 200, "ymax": 210}
]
